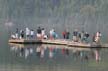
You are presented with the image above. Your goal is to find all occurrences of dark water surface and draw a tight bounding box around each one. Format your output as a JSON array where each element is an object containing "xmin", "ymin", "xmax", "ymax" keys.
[{"xmin": 0, "ymin": 43, "xmax": 107, "ymax": 71}]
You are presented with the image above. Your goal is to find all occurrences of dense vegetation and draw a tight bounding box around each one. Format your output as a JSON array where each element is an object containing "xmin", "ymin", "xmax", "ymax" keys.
[
  {"xmin": 1, "ymin": 0, "xmax": 108, "ymax": 38},
  {"xmin": 2, "ymin": 0, "xmax": 107, "ymax": 19}
]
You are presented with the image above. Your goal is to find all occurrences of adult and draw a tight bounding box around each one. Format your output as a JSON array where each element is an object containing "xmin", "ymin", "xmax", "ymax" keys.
[
  {"xmin": 62, "ymin": 30, "xmax": 66, "ymax": 39},
  {"xmin": 41, "ymin": 28, "xmax": 45, "ymax": 39},
  {"xmin": 25, "ymin": 27, "xmax": 30, "ymax": 39},
  {"xmin": 20, "ymin": 30, "xmax": 24, "ymax": 39},
  {"xmin": 11, "ymin": 34, "xmax": 16, "ymax": 39},
  {"xmin": 30, "ymin": 29, "xmax": 34, "ymax": 39},
  {"xmin": 37, "ymin": 27, "xmax": 42, "ymax": 39},
  {"xmin": 94, "ymin": 32, "xmax": 101, "ymax": 43},
  {"xmin": 80, "ymin": 31, "xmax": 85, "ymax": 42},
  {"xmin": 15, "ymin": 28, "xmax": 19, "ymax": 39},
  {"xmin": 73, "ymin": 29, "xmax": 79, "ymax": 42},
  {"xmin": 52, "ymin": 31, "xmax": 58, "ymax": 39},
  {"xmin": 84, "ymin": 32, "xmax": 89, "ymax": 43},
  {"xmin": 66, "ymin": 31, "xmax": 70, "ymax": 39},
  {"xmin": 92, "ymin": 33, "xmax": 96, "ymax": 42},
  {"xmin": 49, "ymin": 29, "xmax": 54, "ymax": 39}
]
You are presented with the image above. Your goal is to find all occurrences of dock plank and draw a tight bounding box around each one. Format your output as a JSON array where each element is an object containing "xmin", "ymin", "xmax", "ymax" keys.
[
  {"xmin": 9, "ymin": 39, "xmax": 42, "ymax": 44},
  {"xmin": 8, "ymin": 39, "xmax": 108, "ymax": 48}
]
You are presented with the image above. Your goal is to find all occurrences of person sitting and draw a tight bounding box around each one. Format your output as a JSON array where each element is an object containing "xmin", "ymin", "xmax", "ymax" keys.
[
  {"xmin": 11, "ymin": 34, "xmax": 16, "ymax": 39},
  {"xmin": 84, "ymin": 32, "xmax": 89, "ymax": 43},
  {"xmin": 43, "ymin": 35, "xmax": 48, "ymax": 39}
]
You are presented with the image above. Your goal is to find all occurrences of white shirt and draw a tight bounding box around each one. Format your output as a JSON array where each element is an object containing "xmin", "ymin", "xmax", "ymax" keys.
[
  {"xmin": 96, "ymin": 32, "xmax": 101, "ymax": 37},
  {"xmin": 50, "ymin": 29, "xmax": 54, "ymax": 35},
  {"xmin": 26, "ymin": 28, "xmax": 30, "ymax": 35},
  {"xmin": 31, "ymin": 30, "xmax": 34, "ymax": 36},
  {"xmin": 42, "ymin": 30, "xmax": 45, "ymax": 35}
]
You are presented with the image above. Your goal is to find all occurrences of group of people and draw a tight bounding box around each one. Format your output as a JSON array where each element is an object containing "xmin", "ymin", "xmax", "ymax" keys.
[
  {"xmin": 62, "ymin": 30, "xmax": 70, "ymax": 39},
  {"xmin": 11, "ymin": 27, "xmax": 57, "ymax": 40},
  {"xmin": 11, "ymin": 27, "xmax": 35, "ymax": 39},
  {"xmin": 72, "ymin": 29, "xmax": 102, "ymax": 43},
  {"xmin": 36, "ymin": 27, "xmax": 48, "ymax": 39},
  {"xmin": 36, "ymin": 27, "xmax": 59, "ymax": 39},
  {"xmin": 72, "ymin": 29, "xmax": 90, "ymax": 43},
  {"xmin": 10, "ymin": 27, "xmax": 102, "ymax": 44}
]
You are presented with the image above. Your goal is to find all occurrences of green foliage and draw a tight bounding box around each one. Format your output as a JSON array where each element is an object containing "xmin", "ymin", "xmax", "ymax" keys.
[{"xmin": 0, "ymin": 0, "xmax": 108, "ymax": 25}]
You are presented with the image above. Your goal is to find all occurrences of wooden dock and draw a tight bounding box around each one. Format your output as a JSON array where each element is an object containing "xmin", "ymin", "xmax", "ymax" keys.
[
  {"xmin": 9, "ymin": 39, "xmax": 42, "ymax": 44},
  {"xmin": 8, "ymin": 39, "xmax": 108, "ymax": 48}
]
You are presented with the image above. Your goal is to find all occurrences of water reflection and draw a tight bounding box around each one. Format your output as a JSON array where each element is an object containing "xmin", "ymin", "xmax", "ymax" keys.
[
  {"xmin": 9, "ymin": 43, "xmax": 101, "ymax": 62},
  {"xmin": 94, "ymin": 49, "xmax": 101, "ymax": 62}
]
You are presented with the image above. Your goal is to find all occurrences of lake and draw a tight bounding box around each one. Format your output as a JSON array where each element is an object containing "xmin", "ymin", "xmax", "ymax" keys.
[
  {"xmin": 0, "ymin": 17, "xmax": 108, "ymax": 71},
  {"xmin": 0, "ymin": 0, "xmax": 108, "ymax": 71},
  {"xmin": 0, "ymin": 42, "xmax": 107, "ymax": 71}
]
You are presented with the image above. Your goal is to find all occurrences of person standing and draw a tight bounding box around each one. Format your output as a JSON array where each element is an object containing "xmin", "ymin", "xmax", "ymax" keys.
[
  {"xmin": 92, "ymin": 33, "xmax": 96, "ymax": 42},
  {"xmin": 20, "ymin": 30, "xmax": 24, "ymax": 39},
  {"xmin": 66, "ymin": 31, "xmax": 70, "ymax": 39},
  {"xmin": 80, "ymin": 31, "xmax": 85, "ymax": 42},
  {"xmin": 62, "ymin": 30, "xmax": 66, "ymax": 39},
  {"xmin": 94, "ymin": 32, "xmax": 101, "ymax": 43},
  {"xmin": 41, "ymin": 28, "xmax": 45, "ymax": 39},
  {"xmin": 30, "ymin": 29, "xmax": 34, "ymax": 39},
  {"xmin": 26, "ymin": 27, "xmax": 30, "ymax": 39},
  {"xmin": 49, "ymin": 29, "xmax": 54, "ymax": 39},
  {"xmin": 15, "ymin": 28, "xmax": 19, "ymax": 39},
  {"xmin": 37, "ymin": 27, "xmax": 42, "ymax": 39},
  {"xmin": 73, "ymin": 29, "xmax": 78, "ymax": 42}
]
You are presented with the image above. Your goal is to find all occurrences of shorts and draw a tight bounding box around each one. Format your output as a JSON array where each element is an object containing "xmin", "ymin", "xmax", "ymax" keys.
[{"xmin": 37, "ymin": 34, "xmax": 41, "ymax": 38}]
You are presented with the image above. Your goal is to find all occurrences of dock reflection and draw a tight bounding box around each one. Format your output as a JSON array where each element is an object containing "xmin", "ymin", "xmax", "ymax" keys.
[{"xmin": 9, "ymin": 43, "xmax": 101, "ymax": 62}]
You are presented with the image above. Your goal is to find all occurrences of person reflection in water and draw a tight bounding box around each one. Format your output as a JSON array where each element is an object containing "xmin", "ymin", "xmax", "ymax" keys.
[
  {"xmin": 61, "ymin": 48, "xmax": 69, "ymax": 56},
  {"xmin": 40, "ymin": 46, "xmax": 45, "ymax": 58},
  {"xmin": 94, "ymin": 49, "xmax": 101, "ymax": 62},
  {"xmin": 65, "ymin": 49, "xmax": 69, "ymax": 56},
  {"xmin": 24, "ymin": 48, "xmax": 30, "ymax": 59},
  {"xmin": 49, "ymin": 47, "xmax": 54, "ymax": 58},
  {"xmin": 20, "ymin": 48, "xmax": 24, "ymax": 57},
  {"xmin": 80, "ymin": 51, "xmax": 88, "ymax": 60},
  {"xmin": 62, "ymin": 48, "xmax": 65, "ymax": 54},
  {"xmin": 36, "ymin": 45, "xmax": 41, "ymax": 58}
]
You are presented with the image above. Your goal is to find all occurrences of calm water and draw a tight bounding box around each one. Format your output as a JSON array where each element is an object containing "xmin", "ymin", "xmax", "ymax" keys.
[
  {"xmin": 0, "ymin": 22, "xmax": 108, "ymax": 71},
  {"xmin": 0, "ymin": 0, "xmax": 108, "ymax": 71},
  {"xmin": 0, "ymin": 43, "xmax": 107, "ymax": 71},
  {"xmin": 0, "ymin": 23, "xmax": 108, "ymax": 71}
]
